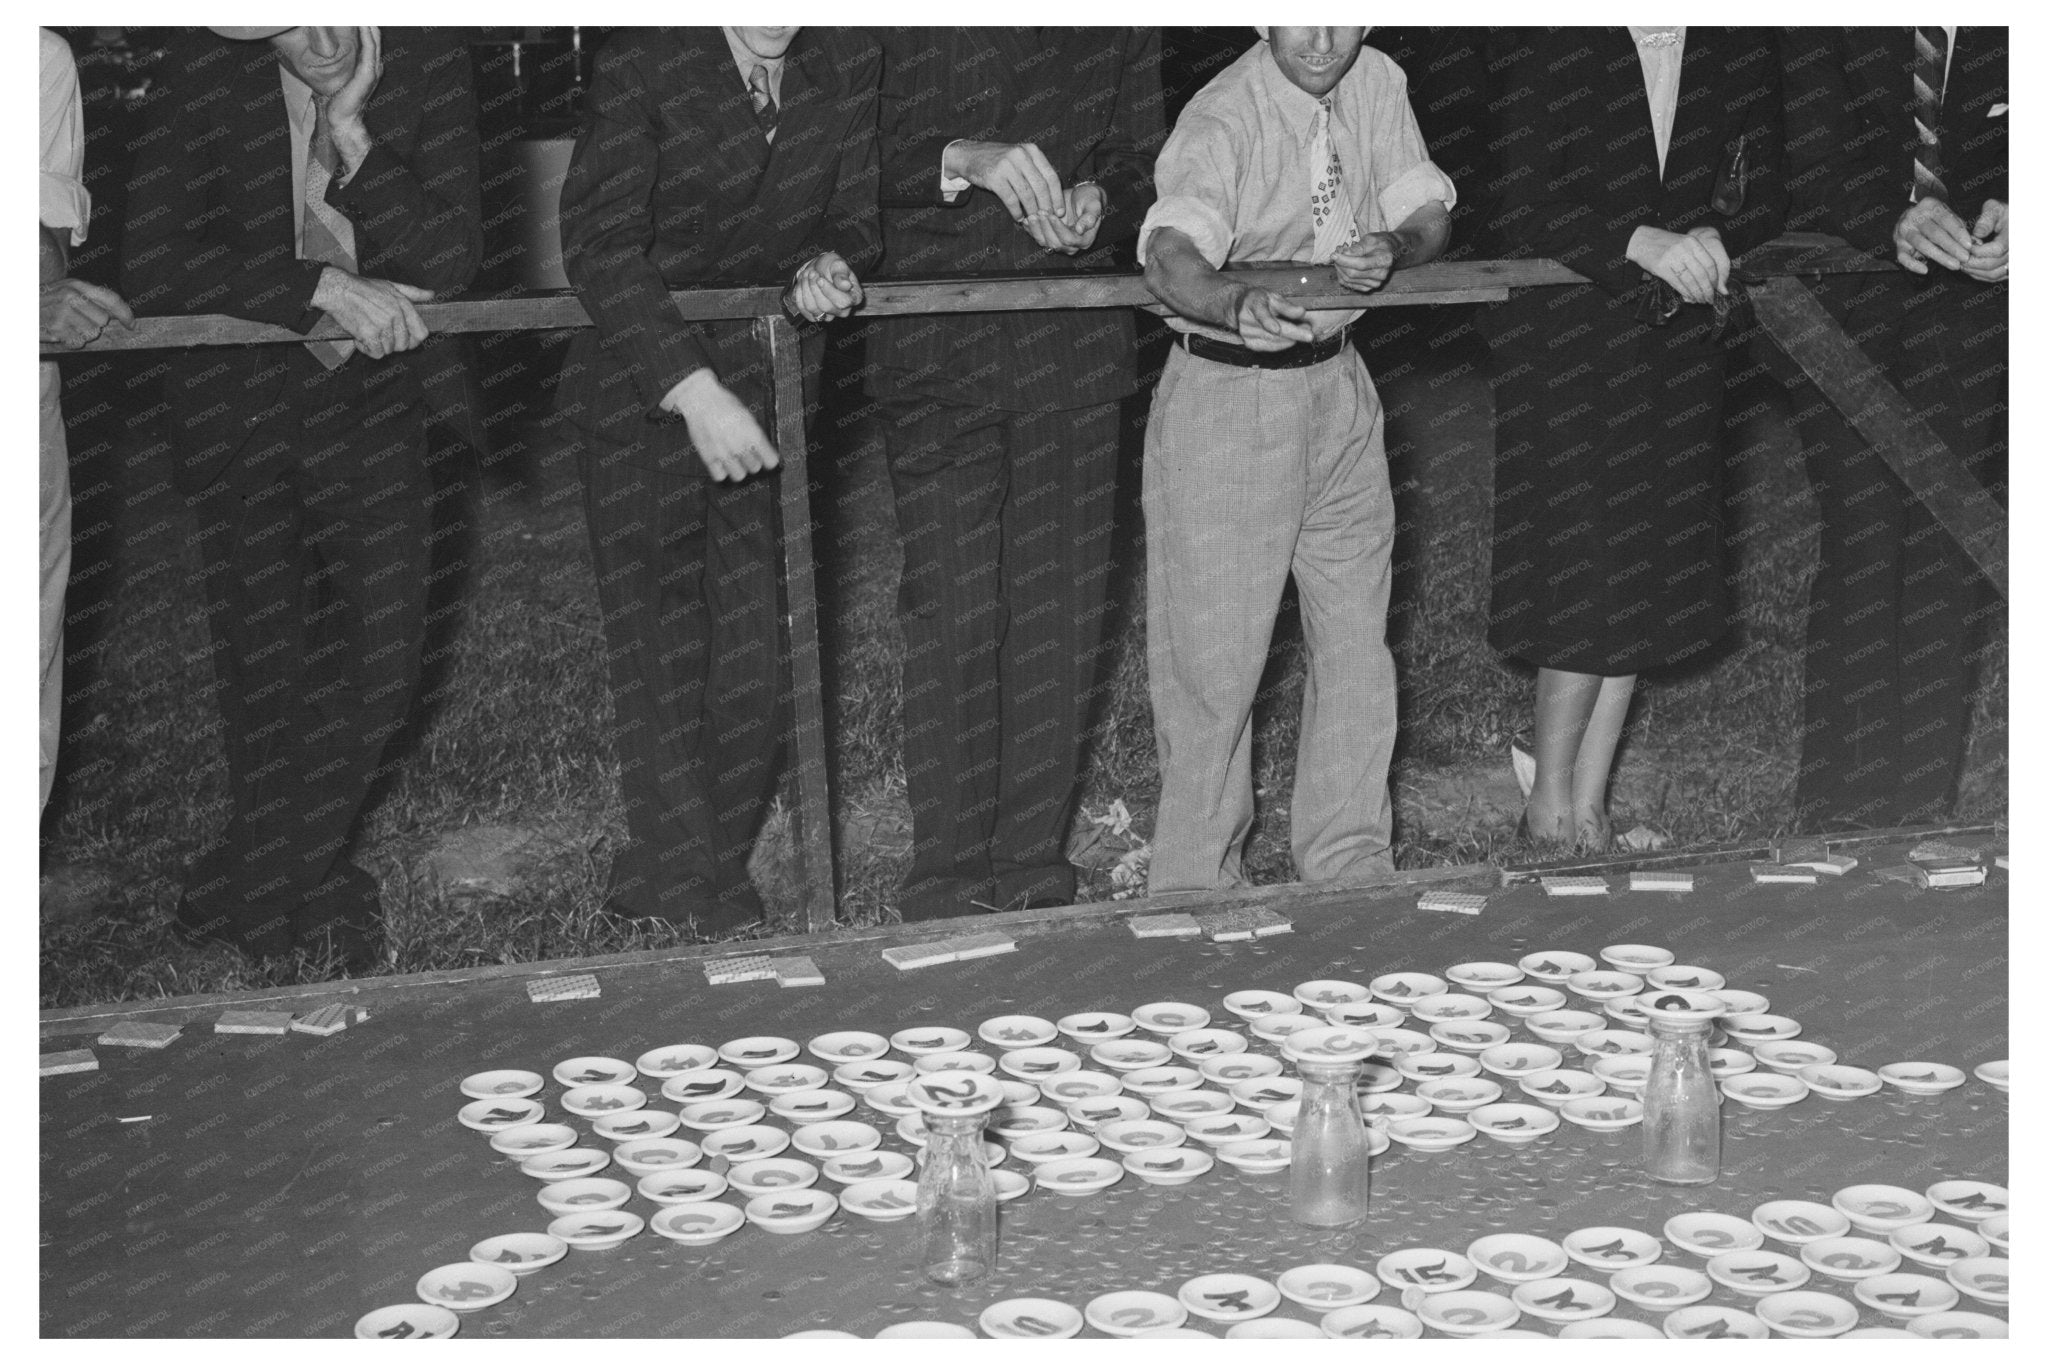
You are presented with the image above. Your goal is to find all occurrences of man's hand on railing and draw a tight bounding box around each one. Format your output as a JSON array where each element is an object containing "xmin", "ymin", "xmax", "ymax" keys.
[
  {"xmin": 789, "ymin": 252, "xmax": 863, "ymax": 322},
  {"xmin": 1892, "ymin": 198, "xmax": 1977, "ymax": 276},
  {"xmin": 1233, "ymin": 285, "xmax": 1315, "ymax": 351},
  {"xmin": 311, "ymin": 267, "xmax": 433, "ymax": 358},
  {"xmin": 660, "ymin": 368, "xmax": 780, "ymax": 483},
  {"xmin": 1963, "ymin": 199, "xmax": 2008, "ymax": 284},
  {"xmin": 41, "ymin": 278, "xmax": 135, "ymax": 350},
  {"xmin": 1627, "ymin": 226, "xmax": 1722, "ymax": 305}
]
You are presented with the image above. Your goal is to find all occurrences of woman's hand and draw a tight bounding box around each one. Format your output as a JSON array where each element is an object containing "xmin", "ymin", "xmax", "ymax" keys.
[{"xmin": 1627, "ymin": 226, "xmax": 1721, "ymax": 305}]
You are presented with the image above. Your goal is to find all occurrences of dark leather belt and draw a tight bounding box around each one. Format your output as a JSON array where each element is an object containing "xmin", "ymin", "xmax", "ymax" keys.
[{"xmin": 1181, "ymin": 328, "xmax": 1349, "ymax": 370}]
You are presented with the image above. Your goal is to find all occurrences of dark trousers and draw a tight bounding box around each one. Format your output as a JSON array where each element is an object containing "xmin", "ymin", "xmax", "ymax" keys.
[
  {"xmin": 577, "ymin": 439, "xmax": 786, "ymax": 929},
  {"xmin": 1788, "ymin": 273, "xmax": 2006, "ymax": 828},
  {"xmin": 182, "ymin": 360, "xmax": 432, "ymax": 954},
  {"xmin": 880, "ymin": 397, "xmax": 1123, "ymax": 920}
]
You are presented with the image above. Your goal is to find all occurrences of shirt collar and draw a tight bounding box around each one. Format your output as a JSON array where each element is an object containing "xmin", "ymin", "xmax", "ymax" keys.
[
  {"xmin": 722, "ymin": 27, "xmax": 785, "ymax": 85},
  {"xmin": 278, "ymin": 60, "xmax": 317, "ymax": 130},
  {"xmin": 1255, "ymin": 43, "xmax": 1339, "ymax": 145}
]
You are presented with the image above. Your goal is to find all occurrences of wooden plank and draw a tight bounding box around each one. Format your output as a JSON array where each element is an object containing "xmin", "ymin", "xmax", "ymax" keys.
[
  {"xmin": 1732, "ymin": 231, "xmax": 1896, "ymax": 279},
  {"xmin": 36, "ymin": 820, "xmax": 1995, "ymax": 1034},
  {"xmin": 39, "ymin": 260, "xmax": 1573, "ymax": 354},
  {"xmin": 1499, "ymin": 820, "xmax": 2002, "ymax": 884},
  {"xmin": 39, "ymin": 857, "xmax": 1505, "ymax": 1035},
  {"xmin": 41, "ymin": 238, "xmax": 1895, "ymax": 355},
  {"xmin": 762, "ymin": 315, "xmax": 839, "ymax": 934},
  {"xmin": 1747, "ymin": 276, "xmax": 2007, "ymax": 599}
]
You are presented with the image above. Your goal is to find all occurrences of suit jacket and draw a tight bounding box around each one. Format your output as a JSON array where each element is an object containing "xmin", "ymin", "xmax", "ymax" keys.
[
  {"xmin": 864, "ymin": 27, "xmax": 1164, "ymax": 412},
  {"xmin": 122, "ymin": 29, "xmax": 482, "ymax": 492},
  {"xmin": 555, "ymin": 27, "xmax": 881, "ymax": 467},
  {"xmin": 1479, "ymin": 27, "xmax": 1785, "ymax": 374},
  {"xmin": 1782, "ymin": 27, "xmax": 2007, "ymax": 252}
]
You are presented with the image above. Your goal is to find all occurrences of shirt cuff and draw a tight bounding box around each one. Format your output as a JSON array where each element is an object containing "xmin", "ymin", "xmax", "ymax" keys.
[
  {"xmin": 1378, "ymin": 160, "xmax": 1457, "ymax": 234},
  {"xmin": 1138, "ymin": 195, "xmax": 1233, "ymax": 269},
  {"xmin": 939, "ymin": 139, "xmax": 970, "ymax": 201},
  {"xmin": 40, "ymin": 170, "xmax": 88, "ymax": 246}
]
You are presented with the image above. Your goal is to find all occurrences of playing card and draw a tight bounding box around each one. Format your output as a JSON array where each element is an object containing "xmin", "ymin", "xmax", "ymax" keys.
[
  {"xmin": 527, "ymin": 973, "xmax": 602, "ymax": 1002},
  {"xmin": 96, "ymin": 1021, "xmax": 181, "ymax": 1049},
  {"xmin": 215, "ymin": 1009, "xmax": 294, "ymax": 1035}
]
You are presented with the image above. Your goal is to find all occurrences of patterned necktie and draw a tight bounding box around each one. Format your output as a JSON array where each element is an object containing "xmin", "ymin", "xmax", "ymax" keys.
[
  {"xmin": 1310, "ymin": 97, "xmax": 1362, "ymax": 262},
  {"xmin": 1912, "ymin": 26, "xmax": 1950, "ymax": 203},
  {"xmin": 301, "ymin": 102, "xmax": 358, "ymax": 368},
  {"xmin": 747, "ymin": 64, "xmax": 778, "ymax": 143}
]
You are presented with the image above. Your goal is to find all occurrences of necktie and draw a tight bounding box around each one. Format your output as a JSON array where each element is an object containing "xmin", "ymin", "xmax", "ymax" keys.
[
  {"xmin": 1310, "ymin": 97, "xmax": 1362, "ymax": 262},
  {"xmin": 302, "ymin": 102, "xmax": 358, "ymax": 368},
  {"xmin": 747, "ymin": 64, "xmax": 778, "ymax": 143},
  {"xmin": 1912, "ymin": 26, "xmax": 1950, "ymax": 203}
]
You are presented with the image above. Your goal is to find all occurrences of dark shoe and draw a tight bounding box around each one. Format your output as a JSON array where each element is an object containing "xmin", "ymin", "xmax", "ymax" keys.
[
  {"xmin": 296, "ymin": 867, "xmax": 387, "ymax": 973},
  {"xmin": 170, "ymin": 898, "xmax": 294, "ymax": 960},
  {"xmin": 597, "ymin": 884, "xmax": 763, "ymax": 936},
  {"xmin": 297, "ymin": 914, "xmax": 384, "ymax": 974}
]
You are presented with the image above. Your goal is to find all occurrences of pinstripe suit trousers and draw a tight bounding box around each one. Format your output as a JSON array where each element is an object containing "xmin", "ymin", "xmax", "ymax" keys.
[{"xmin": 1144, "ymin": 342, "xmax": 1398, "ymax": 893}]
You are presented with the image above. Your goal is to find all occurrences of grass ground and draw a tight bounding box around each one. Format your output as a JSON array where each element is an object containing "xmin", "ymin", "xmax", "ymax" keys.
[{"xmin": 38, "ymin": 321, "xmax": 2006, "ymax": 1008}]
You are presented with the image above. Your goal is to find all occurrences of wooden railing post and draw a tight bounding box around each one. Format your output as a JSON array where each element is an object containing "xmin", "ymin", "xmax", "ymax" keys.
[
  {"xmin": 758, "ymin": 315, "xmax": 839, "ymax": 930},
  {"xmin": 1746, "ymin": 276, "xmax": 2007, "ymax": 600}
]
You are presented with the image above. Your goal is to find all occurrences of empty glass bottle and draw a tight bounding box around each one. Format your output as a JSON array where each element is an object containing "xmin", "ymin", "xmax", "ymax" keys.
[
  {"xmin": 906, "ymin": 1073, "xmax": 1003, "ymax": 1287},
  {"xmin": 1284, "ymin": 1026, "xmax": 1378, "ymax": 1228},
  {"xmin": 1640, "ymin": 991, "xmax": 1724, "ymax": 1184}
]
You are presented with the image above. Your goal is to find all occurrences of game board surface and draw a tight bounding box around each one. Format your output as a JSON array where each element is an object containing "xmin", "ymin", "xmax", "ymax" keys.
[{"xmin": 39, "ymin": 831, "xmax": 2007, "ymax": 1338}]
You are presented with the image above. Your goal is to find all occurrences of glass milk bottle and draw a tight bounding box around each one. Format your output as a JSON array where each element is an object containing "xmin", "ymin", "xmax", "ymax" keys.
[
  {"xmin": 1283, "ymin": 1025, "xmax": 1379, "ymax": 1228},
  {"xmin": 1637, "ymin": 988, "xmax": 1727, "ymax": 1185},
  {"xmin": 906, "ymin": 1072, "xmax": 1003, "ymax": 1285}
]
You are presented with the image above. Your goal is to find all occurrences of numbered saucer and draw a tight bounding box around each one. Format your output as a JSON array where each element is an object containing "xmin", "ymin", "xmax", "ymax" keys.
[
  {"xmin": 489, "ymin": 1122, "xmax": 577, "ymax": 1156},
  {"xmin": 1755, "ymin": 1289, "xmax": 1860, "ymax": 1338},
  {"xmin": 1085, "ymin": 1290, "xmax": 1186, "ymax": 1337},
  {"xmin": 1131, "ymin": 1001, "xmax": 1210, "ymax": 1034},
  {"xmin": 717, "ymin": 1035, "xmax": 799, "ymax": 1067},
  {"xmin": 1276, "ymin": 1262, "xmax": 1379, "ymax": 1307},
  {"xmin": 804, "ymin": 1031, "xmax": 890, "ymax": 1064},
  {"xmin": 552, "ymin": 1056, "xmax": 635, "ymax": 1087},
  {"xmin": 1610, "ymin": 1265, "xmax": 1711, "ymax": 1308},
  {"xmin": 633, "ymin": 1044, "xmax": 717, "ymax": 1078},
  {"xmin": 1056, "ymin": 1010, "xmax": 1137, "ymax": 1040},
  {"xmin": 460, "ymin": 1069, "xmax": 543, "ymax": 1100},
  {"xmin": 1177, "ymin": 1273, "xmax": 1279, "ymax": 1322},
  {"xmin": 1377, "ymin": 1247, "xmax": 1477, "ymax": 1293},
  {"xmin": 1562, "ymin": 1225, "xmax": 1663, "ymax": 1269},
  {"xmin": 1466, "ymin": 1233, "xmax": 1568, "ymax": 1283},
  {"xmin": 1925, "ymin": 1180, "xmax": 2007, "ymax": 1222},
  {"xmin": 980, "ymin": 1298, "xmax": 1084, "ymax": 1339}
]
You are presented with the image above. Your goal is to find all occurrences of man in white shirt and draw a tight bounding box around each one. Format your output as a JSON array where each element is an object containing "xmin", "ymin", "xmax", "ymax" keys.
[{"xmin": 1139, "ymin": 27, "xmax": 1452, "ymax": 893}]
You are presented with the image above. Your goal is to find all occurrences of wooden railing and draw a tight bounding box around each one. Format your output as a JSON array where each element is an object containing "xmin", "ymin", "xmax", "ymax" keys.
[{"xmin": 44, "ymin": 235, "xmax": 2004, "ymax": 928}]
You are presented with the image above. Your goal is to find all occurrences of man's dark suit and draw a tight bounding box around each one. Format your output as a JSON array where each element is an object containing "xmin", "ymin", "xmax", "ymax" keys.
[
  {"xmin": 123, "ymin": 30, "xmax": 480, "ymax": 960},
  {"xmin": 866, "ymin": 28, "xmax": 1164, "ymax": 921},
  {"xmin": 556, "ymin": 28, "xmax": 880, "ymax": 926},
  {"xmin": 1778, "ymin": 27, "xmax": 2007, "ymax": 829}
]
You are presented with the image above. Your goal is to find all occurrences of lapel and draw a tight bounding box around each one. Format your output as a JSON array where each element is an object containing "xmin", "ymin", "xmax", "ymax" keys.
[
  {"xmin": 229, "ymin": 46, "xmax": 297, "ymax": 241},
  {"xmin": 762, "ymin": 32, "xmax": 828, "ymax": 182},
  {"xmin": 1667, "ymin": 26, "xmax": 1711, "ymax": 184},
  {"xmin": 681, "ymin": 34, "xmax": 770, "ymax": 185},
  {"xmin": 1602, "ymin": 29, "xmax": 1660, "ymax": 185}
]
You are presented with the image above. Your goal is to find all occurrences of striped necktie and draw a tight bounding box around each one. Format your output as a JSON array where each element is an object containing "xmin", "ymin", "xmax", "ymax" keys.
[
  {"xmin": 1912, "ymin": 26, "xmax": 1950, "ymax": 204},
  {"xmin": 301, "ymin": 103, "xmax": 358, "ymax": 368},
  {"xmin": 1310, "ymin": 97, "xmax": 1363, "ymax": 262},
  {"xmin": 747, "ymin": 64, "xmax": 778, "ymax": 143}
]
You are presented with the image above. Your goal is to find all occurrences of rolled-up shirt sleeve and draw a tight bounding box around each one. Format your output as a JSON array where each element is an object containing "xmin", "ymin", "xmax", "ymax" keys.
[
  {"xmin": 1137, "ymin": 111, "xmax": 1239, "ymax": 269},
  {"xmin": 1364, "ymin": 58, "xmax": 1455, "ymax": 229},
  {"xmin": 40, "ymin": 28, "xmax": 89, "ymax": 245}
]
